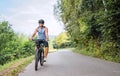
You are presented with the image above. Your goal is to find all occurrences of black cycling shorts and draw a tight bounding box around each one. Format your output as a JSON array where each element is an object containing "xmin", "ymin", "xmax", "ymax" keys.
[{"xmin": 36, "ymin": 39, "xmax": 49, "ymax": 47}]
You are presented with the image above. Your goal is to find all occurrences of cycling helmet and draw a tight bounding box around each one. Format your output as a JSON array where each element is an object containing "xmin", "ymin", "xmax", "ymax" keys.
[{"xmin": 38, "ymin": 19, "xmax": 44, "ymax": 24}]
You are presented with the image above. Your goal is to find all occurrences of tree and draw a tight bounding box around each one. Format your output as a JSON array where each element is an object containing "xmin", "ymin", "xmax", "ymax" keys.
[
  {"xmin": 54, "ymin": 0, "xmax": 120, "ymax": 62},
  {"xmin": 0, "ymin": 21, "xmax": 34, "ymax": 65}
]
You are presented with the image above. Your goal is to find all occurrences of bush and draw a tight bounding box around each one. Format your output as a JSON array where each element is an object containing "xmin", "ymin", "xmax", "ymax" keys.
[{"xmin": 0, "ymin": 21, "xmax": 34, "ymax": 65}]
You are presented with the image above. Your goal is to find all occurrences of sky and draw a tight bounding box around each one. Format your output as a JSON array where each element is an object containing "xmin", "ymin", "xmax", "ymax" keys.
[{"xmin": 0, "ymin": 0, "xmax": 64, "ymax": 36}]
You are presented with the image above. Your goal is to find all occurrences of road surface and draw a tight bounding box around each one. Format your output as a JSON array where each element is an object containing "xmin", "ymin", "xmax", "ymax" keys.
[{"xmin": 19, "ymin": 49, "xmax": 120, "ymax": 76}]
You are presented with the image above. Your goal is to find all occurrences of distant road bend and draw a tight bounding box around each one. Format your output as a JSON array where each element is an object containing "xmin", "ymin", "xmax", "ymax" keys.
[{"xmin": 19, "ymin": 49, "xmax": 120, "ymax": 76}]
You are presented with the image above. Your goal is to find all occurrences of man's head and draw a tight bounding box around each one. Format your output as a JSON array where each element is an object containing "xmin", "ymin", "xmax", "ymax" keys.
[{"xmin": 38, "ymin": 19, "xmax": 44, "ymax": 27}]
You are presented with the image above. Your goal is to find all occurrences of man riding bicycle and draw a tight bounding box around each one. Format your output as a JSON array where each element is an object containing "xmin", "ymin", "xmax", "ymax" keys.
[{"xmin": 30, "ymin": 19, "xmax": 49, "ymax": 61}]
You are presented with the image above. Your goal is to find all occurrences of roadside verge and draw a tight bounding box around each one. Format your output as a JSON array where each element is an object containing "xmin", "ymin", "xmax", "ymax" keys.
[{"xmin": 0, "ymin": 56, "xmax": 34, "ymax": 76}]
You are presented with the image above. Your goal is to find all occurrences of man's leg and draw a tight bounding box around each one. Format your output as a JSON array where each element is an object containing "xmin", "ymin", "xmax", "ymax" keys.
[
  {"xmin": 44, "ymin": 47, "xmax": 49, "ymax": 58},
  {"xmin": 44, "ymin": 41, "xmax": 49, "ymax": 58}
]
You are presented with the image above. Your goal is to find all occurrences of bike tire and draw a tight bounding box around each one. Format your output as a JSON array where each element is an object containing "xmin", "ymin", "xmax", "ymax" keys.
[
  {"xmin": 35, "ymin": 49, "xmax": 40, "ymax": 71},
  {"xmin": 40, "ymin": 49, "xmax": 44, "ymax": 66}
]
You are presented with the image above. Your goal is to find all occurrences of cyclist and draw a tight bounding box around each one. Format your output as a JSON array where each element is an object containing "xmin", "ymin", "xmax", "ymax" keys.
[{"xmin": 30, "ymin": 19, "xmax": 49, "ymax": 61}]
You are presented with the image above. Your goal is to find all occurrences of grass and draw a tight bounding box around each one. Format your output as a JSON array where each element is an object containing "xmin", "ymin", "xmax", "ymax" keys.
[
  {"xmin": 0, "ymin": 55, "xmax": 34, "ymax": 76},
  {"xmin": 72, "ymin": 48, "xmax": 95, "ymax": 56},
  {"xmin": 72, "ymin": 48, "xmax": 120, "ymax": 63}
]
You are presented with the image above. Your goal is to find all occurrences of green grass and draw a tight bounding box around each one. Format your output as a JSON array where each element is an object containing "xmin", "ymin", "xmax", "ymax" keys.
[
  {"xmin": 0, "ymin": 55, "xmax": 34, "ymax": 76},
  {"xmin": 72, "ymin": 48, "xmax": 95, "ymax": 56},
  {"xmin": 72, "ymin": 48, "xmax": 120, "ymax": 63}
]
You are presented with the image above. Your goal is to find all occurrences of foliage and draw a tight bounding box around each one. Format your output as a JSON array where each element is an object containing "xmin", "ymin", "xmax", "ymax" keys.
[
  {"xmin": 54, "ymin": 0, "xmax": 120, "ymax": 62},
  {"xmin": 53, "ymin": 32, "xmax": 74, "ymax": 49},
  {"xmin": 0, "ymin": 21, "xmax": 34, "ymax": 65}
]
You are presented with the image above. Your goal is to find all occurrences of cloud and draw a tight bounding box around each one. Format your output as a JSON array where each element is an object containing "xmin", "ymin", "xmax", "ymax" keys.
[{"xmin": 1, "ymin": 0, "xmax": 64, "ymax": 35}]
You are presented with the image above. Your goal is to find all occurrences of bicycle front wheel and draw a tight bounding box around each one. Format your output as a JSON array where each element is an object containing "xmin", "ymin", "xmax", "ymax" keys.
[
  {"xmin": 35, "ymin": 49, "xmax": 40, "ymax": 71},
  {"xmin": 40, "ymin": 49, "xmax": 44, "ymax": 66}
]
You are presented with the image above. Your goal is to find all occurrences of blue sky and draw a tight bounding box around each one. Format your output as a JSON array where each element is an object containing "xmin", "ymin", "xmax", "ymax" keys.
[
  {"xmin": 0, "ymin": 0, "xmax": 64, "ymax": 35},
  {"xmin": 0, "ymin": 0, "xmax": 21, "ymax": 15}
]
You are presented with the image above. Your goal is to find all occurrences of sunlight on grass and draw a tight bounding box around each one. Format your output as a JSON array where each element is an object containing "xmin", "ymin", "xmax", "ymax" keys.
[{"xmin": 0, "ymin": 56, "xmax": 34, "ymax": 72}]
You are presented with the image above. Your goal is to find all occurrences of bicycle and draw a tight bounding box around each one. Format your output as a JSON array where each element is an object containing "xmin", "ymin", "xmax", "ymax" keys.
[{"xmin": 32, "ymin": 39, "xmax": 45, "ymax": 71}]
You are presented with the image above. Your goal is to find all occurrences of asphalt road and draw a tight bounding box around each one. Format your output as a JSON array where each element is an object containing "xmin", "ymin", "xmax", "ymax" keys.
[{"xmin": 19, "ymin": 49, "xmax": 120, "ymax": 76}]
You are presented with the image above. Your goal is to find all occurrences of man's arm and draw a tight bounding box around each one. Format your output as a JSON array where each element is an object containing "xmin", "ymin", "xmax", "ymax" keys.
[
  {"xmin": 45, "ymin": 27, "xmax": 49, "ymax": 41},
  {"xmin": 30, "ymin": 28, "xmax": 38, "ymax": 41}
]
